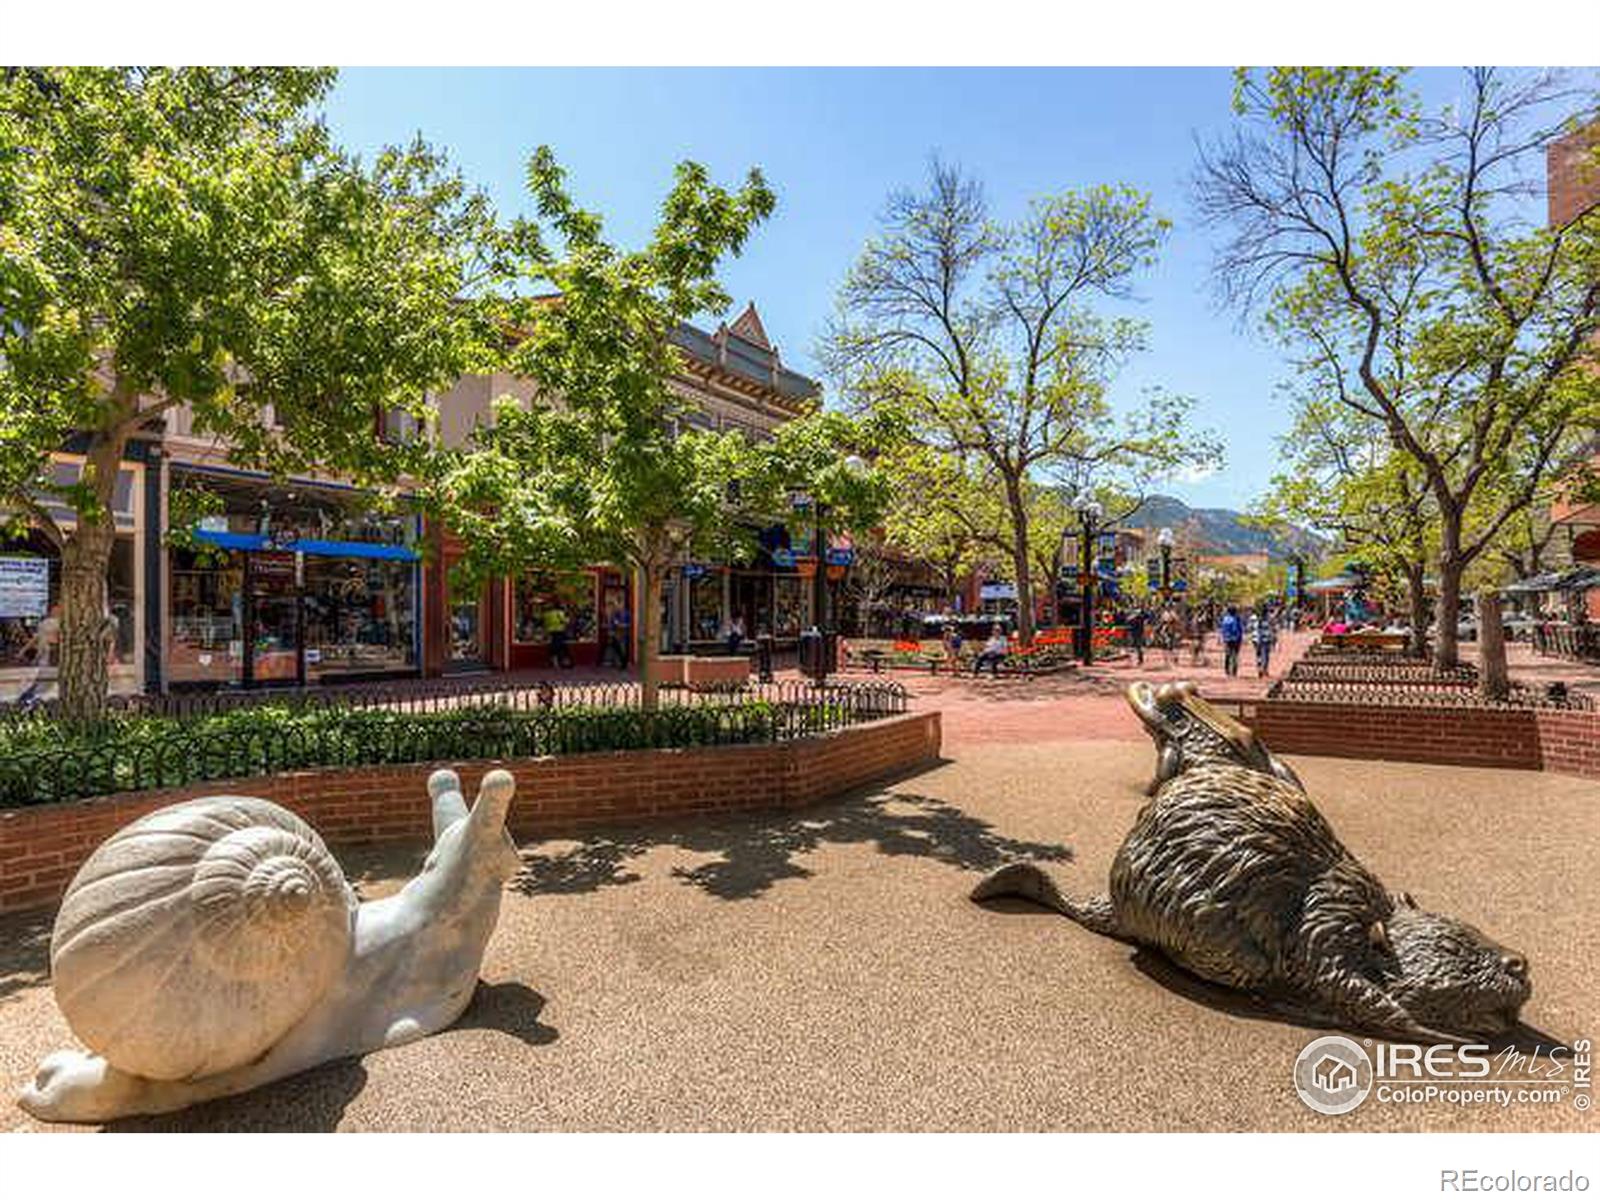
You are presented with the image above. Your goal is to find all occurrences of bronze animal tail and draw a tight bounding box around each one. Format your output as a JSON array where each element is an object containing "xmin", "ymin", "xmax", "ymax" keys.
[{"xmin": 969, "ymin": 862, "xmax": 1126, "ymax": 940}]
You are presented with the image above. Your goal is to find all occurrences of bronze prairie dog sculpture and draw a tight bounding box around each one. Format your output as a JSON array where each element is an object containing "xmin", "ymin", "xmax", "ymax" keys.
[{"xmin": 972, "ymin": 681, "xmax": 1532, "ymax": 1042}]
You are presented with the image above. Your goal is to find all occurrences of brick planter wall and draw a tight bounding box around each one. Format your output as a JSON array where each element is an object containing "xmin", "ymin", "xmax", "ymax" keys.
[
  {"xmin": 0, "ymin": 711, "xmax": 941, "ymax": 915},
  {"xmin": 1242, "ymin": 699, "xmax": 1600, "ymax": 780}
]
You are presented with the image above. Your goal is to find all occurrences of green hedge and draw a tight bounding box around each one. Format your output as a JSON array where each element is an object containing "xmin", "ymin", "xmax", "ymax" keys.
[{"xmin": 0, "ymin": 699, "xmax": 861, "ymax": 809}]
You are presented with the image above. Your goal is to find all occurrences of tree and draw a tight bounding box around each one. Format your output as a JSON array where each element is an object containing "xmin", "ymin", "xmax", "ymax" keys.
[
  {"xmin": 1253, "ymin": 390, "xmax": 1438, "ymax": 654},
  {"xmin": 428, "ymin": 152, "xmax": 883, "ymax": 706},
  {"xmin": 0, "ymin": 67, "xmax": 497, "ymax": 719},
  {"xmin": 1196, "ymin": 67, "xmax": 1600, "ymax": 667},
  {"xmin": 874, "ymin": 443, "xmax": 982, "ymax": 611},
  {"xmin": 823, "ymin": 159, "xmax": 1220, "ymax": 645}
]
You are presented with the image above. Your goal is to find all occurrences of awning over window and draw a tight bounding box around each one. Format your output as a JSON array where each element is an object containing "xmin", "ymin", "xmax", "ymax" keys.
[{"xmin": 193, "ymin": 530, "xmax": 419, "ymax": 561}]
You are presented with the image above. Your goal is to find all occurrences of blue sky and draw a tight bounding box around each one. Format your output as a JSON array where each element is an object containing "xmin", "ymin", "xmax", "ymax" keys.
[{"xmin": 321, "ymin": 67, "xmax": 1472, "ymax": 513}]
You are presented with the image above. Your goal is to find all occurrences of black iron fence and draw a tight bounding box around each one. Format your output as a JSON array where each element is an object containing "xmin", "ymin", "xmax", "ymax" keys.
[
  {"xmin": 1269, "ymin": 658, "xmax": 1593, "ymax": 712},
  {"xmin": 0, "ymin": 679, "xmax": 909, "ymax": 810},
  {"xmin": 1532, "ymin": 623, "xmax": 1600, "ymax": 664}
]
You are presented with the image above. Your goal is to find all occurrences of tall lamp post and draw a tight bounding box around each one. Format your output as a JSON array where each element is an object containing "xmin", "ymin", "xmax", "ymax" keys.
[
  {"xmin": 1157, "ymin": 527, "xmax": 1175, "ymax": 607},
  {"xmin": 804, "ymin": 455, "xmax": 867, "ymax": 684},
  {"xmin": 1076, "ymin": 499, "xmax": 1104, "ymax": 664}
]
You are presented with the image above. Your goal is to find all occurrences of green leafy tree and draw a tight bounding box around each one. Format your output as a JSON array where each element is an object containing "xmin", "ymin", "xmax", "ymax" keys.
[
  {"xmin": 822, "ymin": 159, "xmax": 1221, "ymax": 645},
  {"xmin": 429, "ymin": 152, "xmax": 883, "ymax": 706},
  {"xmin": 1253, "ymin": 389, "xmax": 1438, "ymax": 653},
  {"xmin": 0, "ymin": 67, "xmax": 498, "ymax": 719},
  {"xmin": 1196, "ymin": 67, "xmax": 1600, "ymax": 667}
]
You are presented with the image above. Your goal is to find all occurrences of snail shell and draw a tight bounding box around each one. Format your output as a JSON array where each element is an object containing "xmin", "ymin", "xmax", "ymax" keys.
[{"xmin": 49, "ymin": 797, "xmax": 355, "ymax": 1082}]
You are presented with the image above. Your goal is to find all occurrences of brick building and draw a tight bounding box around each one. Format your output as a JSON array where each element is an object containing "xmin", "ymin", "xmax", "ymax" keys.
[{"xmin": 1545, "ymin": 121, "xmax": 1600, "ymax": 618}]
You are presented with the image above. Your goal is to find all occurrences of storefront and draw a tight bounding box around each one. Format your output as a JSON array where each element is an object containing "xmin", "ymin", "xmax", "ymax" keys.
[
  {"xmin": 167, "ymin": 469, "xmax": 421, "ymax": 688},
  {"xmin": 505, "ymin": 566, "xmax": 627, "ymax": 669},
  {"xmin": 0, "ymin": 450, "xmax": 153, "ymax": 703}
]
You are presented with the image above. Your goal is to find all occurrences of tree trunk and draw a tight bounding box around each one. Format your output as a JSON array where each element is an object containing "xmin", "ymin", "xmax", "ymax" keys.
[
  {"xmin": 1477, "ymin": 586, "xmax": 1509, "ymax": 701},
  {"xmin": 635, "ymin": 561, "xmax": 664, "ymax": 711},
  {"xmin": 1434, "ymin": 558, "xmax": 1463, "ymax": 670},
  {"xmin": 1003, "ymin": 478, "xmax": 1033, "ymax": 646},
  {"xmin": 58, "ymin": 519, "xmax": 116, "ymax": 724},
  {"xmin": 1405, "ymin": 564, "xmax": 1429, "ymax": 659}
]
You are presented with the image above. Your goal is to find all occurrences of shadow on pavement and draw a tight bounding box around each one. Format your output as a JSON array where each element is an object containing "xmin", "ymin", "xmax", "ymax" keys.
[
  {"xmin": 0, "ymin": 907, "xmax": 52, "ymax": 1003},
  {"xmin": 513, "ymin": 784, "xmax": 1074, "ymax": 903},
  {"xmin": 100, "ymin": 981, "xmax": 557, "ymax": 1133}
]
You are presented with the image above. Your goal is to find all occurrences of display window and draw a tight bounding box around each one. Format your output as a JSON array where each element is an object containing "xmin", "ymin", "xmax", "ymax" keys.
[
  {"xmin": 689, "ymin": 571, "xmax": 723, "ymax": 641},
  {"xmin": 1, "ymin": 455, "xmax": 145, "ymax": 701},
  {"xmin": 513, "ymin": 570, "xmax": 597, "ymax": 644},
  {"xmin": 303, "ymin": 556, "xmax": 416, "ymax": 680},
  {"xmin": 168, "ymin": 546, "xmax": 245, "ymax": 685},
  {"xmin": 772, "ymin": 576, "xmax": 804, "ymax": 638}
]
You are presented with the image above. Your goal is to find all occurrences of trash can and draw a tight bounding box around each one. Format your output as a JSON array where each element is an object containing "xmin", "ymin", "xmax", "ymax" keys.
[
  {"xmin": 798, "ymin": 627, "xmax": 825, "ymax": 681},
  {"xmin": 756, "ymin": 632, "xmax": 775, "ymax": 683}
]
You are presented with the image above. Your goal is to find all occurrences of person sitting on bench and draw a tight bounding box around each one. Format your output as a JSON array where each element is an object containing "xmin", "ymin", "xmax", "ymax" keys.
[{"xmin": 973, "ymin": 625, "xmax": 1009, "ymax": 676}]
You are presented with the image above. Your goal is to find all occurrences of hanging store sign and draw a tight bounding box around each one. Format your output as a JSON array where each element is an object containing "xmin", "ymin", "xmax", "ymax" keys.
[
  {"xmin": 770, "ymin": 549, "xmax": 797, "ymax": 569},
  {"xmin": 682, "ymin": 563, "xmax": 710, "ymax": 580},
  {"xmin": 0, "ymin": 557, "xmax": 49, "ymax": 619},
  {"xmin": 825, "ymin": 547, "xmax": 855, "ymax": 567},
  {"xmin": 979, "ymin": 583, "xmax": 1017, "ymax": 601}
]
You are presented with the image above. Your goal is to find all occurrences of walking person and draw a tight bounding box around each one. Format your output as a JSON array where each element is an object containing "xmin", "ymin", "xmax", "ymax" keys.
[
  {"xmin": 1156, "ymin": 605, "xmax": 1180, "ymax": 668},
  {"xmin": 1127, "ymin": 606, "xmax": 1147, "ymax": 666},
  {"xmin": 543, "ymin": 603, "xmax": 572, "ymax": 669},
  {"xmin": 603, "ymin": 603, "xmax": 631, "ymax": 669},
  {"xmin": 1251, "ymin": 605, "xmax": 1278, "ymax": 678},
  {"xmin": 724, "ymin": 614, "xmax": 745, "ymax": 657},
  {"xmin": 1219, "ymin": 604, "xmax": 1244, "ymax": 678}
]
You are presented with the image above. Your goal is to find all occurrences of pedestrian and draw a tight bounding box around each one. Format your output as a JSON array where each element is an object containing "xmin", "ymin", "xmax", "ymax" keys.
[
  {"xmin": 1127, "ymin": 606, "xmax": 1147, "ymax": 666},
  {"xmin": 725, "ymin": 614, "xmax": 745, "ymax": 657},
  {"xmin": 1219, "ymin": 604, "xmax": 1244, "ymax": 678},
  {"xmin": 543, "ymin": 603, "xmax": 572, "ymax": 669},
  {"xmin": 1157, "ymin": 605, "xmax": 1181, "ymax": 668},
  {"xmin": 603, "ymin": 604, "xmax": 631, "ymax": 669},
  {"xmin": 973, "ymin": 624, "xmax": 1008, "ymax": 677},
  {"xmin": 1251, "ymin": 605, "xmax": 1278, "ymax": 677}
]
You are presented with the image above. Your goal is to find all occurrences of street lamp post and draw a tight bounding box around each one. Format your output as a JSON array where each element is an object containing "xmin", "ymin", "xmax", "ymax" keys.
[
  {"xmin": 1158, "ymin": 527, "xmax": 1174, "ymax": 607},
  {"xmin": 804, "ymin": 455, "xmax": 867, "ymax": 684},
  {"xmin": 1077, "ymin": 499, "xmax": 1105, "ymax": 665}
]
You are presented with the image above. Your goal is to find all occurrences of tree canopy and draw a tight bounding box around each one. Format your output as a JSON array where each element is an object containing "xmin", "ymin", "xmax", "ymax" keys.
[{"xmin": 0, "ymin": 67, "xmax": 499, "ymax": 717}]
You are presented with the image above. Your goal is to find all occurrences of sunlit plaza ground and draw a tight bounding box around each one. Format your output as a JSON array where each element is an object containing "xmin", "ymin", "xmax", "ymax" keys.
[{"xmin": 3, "ymin": 727, "xmax": 1594, "ymax": 1132}]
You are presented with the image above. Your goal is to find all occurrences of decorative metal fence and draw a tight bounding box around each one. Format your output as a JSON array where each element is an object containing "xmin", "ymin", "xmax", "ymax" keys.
[
  {"xmin": 1269, "ymin": 658, "xmax": 1593, "ymax": 712},
  {"xmin": 0, "ymin": 679, "xmax": 909, "ymax": 810},
  {"xmin": 1532, "ymin": 623, "xmax": 1600, "ymax": 664}
]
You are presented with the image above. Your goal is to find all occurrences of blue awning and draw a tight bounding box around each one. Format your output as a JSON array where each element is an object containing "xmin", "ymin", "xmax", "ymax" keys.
[
  {"xmin": 193, "ymin": 530, "xmax": 268, "ymax": 552},
  {"xmin": 192, "ymin": 530, "xmax": 418, "ymax": 561},
  {"xmin": 290, "ymin": 539, "xmax": 418, "ymax": 562}
]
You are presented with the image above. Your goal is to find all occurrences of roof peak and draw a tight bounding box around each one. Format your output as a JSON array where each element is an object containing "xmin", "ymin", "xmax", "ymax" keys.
[{"xmin": 728, "ymin": 302, "xmax": 772, "ymax": 351}]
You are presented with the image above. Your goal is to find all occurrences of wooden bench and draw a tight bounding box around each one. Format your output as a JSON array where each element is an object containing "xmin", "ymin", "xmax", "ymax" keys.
[{"xmin": 1320, "ymin": 631, "xmax": 1409, "ymax": 652}]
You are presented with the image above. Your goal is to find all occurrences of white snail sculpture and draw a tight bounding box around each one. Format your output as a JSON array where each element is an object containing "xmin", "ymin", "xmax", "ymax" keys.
[{"xmin": 19, "ymin": 767, "xmax": 521, "ymax": 1123}]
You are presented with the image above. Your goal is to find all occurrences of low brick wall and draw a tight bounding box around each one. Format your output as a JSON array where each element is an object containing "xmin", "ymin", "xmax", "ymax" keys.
[
  {"xmin": 1243, "ymin": 699, "xmax": 1600, "ymax": 780},
  {"xmin": 0, "ymin": 711, "xmax": 941, "ymax": 915}
]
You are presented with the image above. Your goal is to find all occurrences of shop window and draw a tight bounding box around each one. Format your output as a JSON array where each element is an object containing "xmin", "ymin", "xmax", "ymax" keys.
[
  {"xmin": 689, "ymin": 572, "xmax": 723, "ymax": 641},
  {"xmin": 303, "ymin": 556, "xmax": 416, "ymax": 679},
  {"xmin": 1, "ymin": 530, "xmax": 137, "ymax": 677},
  {"xmin": 773, "ymin": 576, "xmax": 804, "ymax": 638},
  {"xmin": 514, "ymin": 570, "xmax": 597, "ymax": 644},
  {"xmin": 169, "ymin": 546, "xmax": 244, "ymax": 685}
]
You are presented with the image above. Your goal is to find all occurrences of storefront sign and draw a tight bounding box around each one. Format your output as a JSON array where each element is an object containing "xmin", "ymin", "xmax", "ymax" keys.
[
  {"xmin": 682, "ymin": 563, "xmax": 709, "ymax": 579},
  {"xmin": 0, "ymin": 557, "xmax": 49, "ymax": 618},
  {"xmin": 770, "ymin": 549, "xmax": 796, "ymax": 569},
  {"xmin": 825, "ymin": 547, "xmax": 855, "ymax": 567},
  {"xmin": 253, "ymin": 551, "xmax": 298, "ymax": 584},
  {"xmin": 979, "ymin": 583, "xmax": 1017, "ymax": 601}
]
